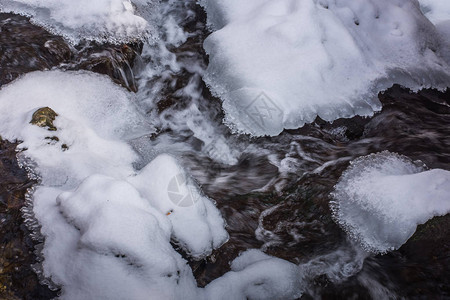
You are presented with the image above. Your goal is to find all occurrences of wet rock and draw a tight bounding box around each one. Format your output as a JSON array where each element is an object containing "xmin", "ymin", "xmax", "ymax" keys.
[
  {"xmin": 0, "ymin": 13, "xmax": 71, "ymax": 87},
  {"xmin": 0, "ymin": 139, "xmax": 57, "ymax": 299},
  {"xmin": 30, "ymin": 107, "xmax": 58, "ymax": 131},
  {"xmin": 0, "ymin": 13, "xmax": 142, "ymax": 92},
  {"xmin": 406, "ymin": 214, "xmax": 450, "ymax": 248},
  {"xmin": 393, "ymin": 214, "xmax": 450, "ymax": 297},
  {"xmin": 65, "ymin": 42, "xmax": 142, "ymax": 92},
  {"xmin": 363, "ymin": 214, "xmax": 450, "ymax": 298}
]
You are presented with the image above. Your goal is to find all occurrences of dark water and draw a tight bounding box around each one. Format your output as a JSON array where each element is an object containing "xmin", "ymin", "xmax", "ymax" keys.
[
  {"xmin": 0, "ymin": 2, "xmax": 449, "ymax": 299},
  {"xmin": 185, "ymin": 86, "xmax": 450, "ymax": 298}
]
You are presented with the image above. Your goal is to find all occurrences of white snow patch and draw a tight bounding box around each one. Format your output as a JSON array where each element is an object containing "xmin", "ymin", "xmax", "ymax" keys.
[
  {"xmin": 0, "ymin": 0, "xmax": 155, "ymax": 43},
  {"xmin": 331, "ymin": 151, "xmax": 450, "ymax": 253},
  {"xmin": 200, "ymin": 0, "xmax": 450, "ymax": 136}
]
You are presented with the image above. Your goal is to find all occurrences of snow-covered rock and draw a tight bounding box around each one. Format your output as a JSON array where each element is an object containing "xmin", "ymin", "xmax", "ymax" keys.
[
  {"xmin": 0, "ymin": 0, "xmax": 155, "ymax": 43},
  {"xmin": 200, "ymin": 0, "xmax": 450, "ymax": 136},
  {"xmin": 205, "ymin": 249, "xmax": 304, "ymax": 300},
  {"xmin": 331, "ymin": 151, "xmax": 450, "ymax": 253}
]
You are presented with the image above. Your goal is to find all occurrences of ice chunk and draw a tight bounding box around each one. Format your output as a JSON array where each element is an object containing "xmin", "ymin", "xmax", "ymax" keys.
[
  {"xmin": 0, "ymin": 0, "xmax": 154, "ymax": 43},
  {"xmin": 128, "ymin": 154, "xmax": 229, "ymax": 258},
  {"xmin": 200, "ymin": 0, "xmax": 450, "ymax": 136},
  {"xmin": 331, "ymin": 151, "xmax": 450, "ymax": 253}
]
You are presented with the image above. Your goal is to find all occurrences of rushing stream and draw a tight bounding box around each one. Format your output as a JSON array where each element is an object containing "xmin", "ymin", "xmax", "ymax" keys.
[{"xmin": 0, "ymin": 0, "xmax": 449, "ymax": 299}]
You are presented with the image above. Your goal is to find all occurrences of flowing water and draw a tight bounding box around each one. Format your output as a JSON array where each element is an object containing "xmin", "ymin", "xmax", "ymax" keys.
[
  {"xmin": 127, "ymin": 1, "xmax": 450, "ymax": 298},
  {"xmin": 0, "ymin": 0, "xmax": 449, "ymax": 298}
]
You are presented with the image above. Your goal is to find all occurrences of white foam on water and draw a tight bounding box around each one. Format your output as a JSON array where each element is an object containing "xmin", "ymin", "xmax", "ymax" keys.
[
  {"xmin": 199, "ymin": 0, "xmax": 450, "ymax": 136},
  {"xmin": 331, "ymin": 151, "xmax": 450, "ymax": 253},
  {"xmin": 0, "ymin": 0, "xmax": 156, "ymax": 44}
]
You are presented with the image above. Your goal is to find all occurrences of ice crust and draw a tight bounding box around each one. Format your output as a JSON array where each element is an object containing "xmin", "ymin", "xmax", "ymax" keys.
[
  {"xmin": 0, "ymin": 0, "xmax": 154, "ymax": 43},
  {"xmin": 200, "ymin": 0, "xmax": 450, "ymax": 136},
  {"xmin": 0, "ymin": 70, "xmax": 305, "ymax": 299},
  {"xmin": 331, "ymin": 151, "xmax": 450, "ymax": 253}
]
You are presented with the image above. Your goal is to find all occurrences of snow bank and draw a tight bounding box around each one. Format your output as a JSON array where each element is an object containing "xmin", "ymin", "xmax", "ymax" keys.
[
  {"xmin": 331, "ymin": 151, "xmax": 450, "ymax": 253},
  {"xmin": 0, "ymin": 0, "xmax": 154, "ymax": 43},
  {"xmin": 200, "ymin": 0, "xmax": 450, "ymax": 136}
]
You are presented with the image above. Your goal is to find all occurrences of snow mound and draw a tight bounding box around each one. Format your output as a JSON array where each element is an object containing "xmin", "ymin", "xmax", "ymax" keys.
[
  {"xmin": 129, "ymin": 154, "xmax": 228, "ymax": 258},
  {"xmin": 200, "ymin": 0, "xmax": 450, "ymax": 136},
  {"xmin": 0, "ymin": 0, "xmax": 154, "ymax": 44},
  {"xmin": 205, "ymin": 249, "xmax": 304, "ymax": 300},
  {"xmin": 0, "ymin": 70, "xmax": 151, "ymax": 186},
  {"xmin": 331, "ymin": 151, "xmax": 450, "ymax": 253},
  {"xmin": 53, "ymin": 176, "xmax": 200, "ymax": 299}
]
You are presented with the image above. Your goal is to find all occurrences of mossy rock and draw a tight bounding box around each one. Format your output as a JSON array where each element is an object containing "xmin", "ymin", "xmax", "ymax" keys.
[{"xmin": 30, "ymin": 107, "xmax": 58, "ymax": 131}]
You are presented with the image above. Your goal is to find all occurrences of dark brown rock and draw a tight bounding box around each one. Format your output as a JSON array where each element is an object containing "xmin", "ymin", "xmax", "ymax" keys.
[
  {"xmin": 0, "ymin": 13, "xmax": 71, "ymax": 87},
  {"xmin": 65, "ymin": 42, "xmax": 142, "ymax": 92},
  {"xmin": 0, "ymin": 13, "xmax": 142, "ymax": 92}
]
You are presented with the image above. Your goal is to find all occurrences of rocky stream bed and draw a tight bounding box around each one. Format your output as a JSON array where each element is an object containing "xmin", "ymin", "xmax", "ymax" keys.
[{"xmin": 0, "ymin": 4, "xmax": 449, "ymax": 299}]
